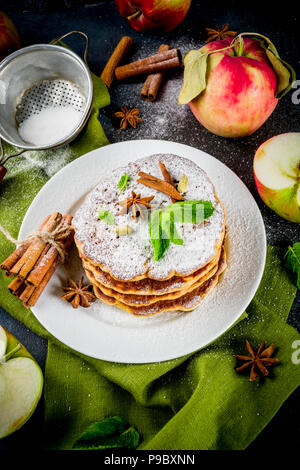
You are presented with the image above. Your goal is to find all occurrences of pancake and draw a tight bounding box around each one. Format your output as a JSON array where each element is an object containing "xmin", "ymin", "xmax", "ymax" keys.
[
  {"xmin": 80, "ymin": 245, "xmax": 222, "ymax": 296},
  {"xmin": 85, "ymin": 259, "xmax": 219, "ymax": 306},
  {"xmin": 73, "ymin": 153, "xmax": 227, "ymax": 315},
  {"xmin": 73, "ymin": 154, "xmax": 226, "ymax": 282},
  {"xmin": 93, "ymin": 248, "xmax": 227, "ymax": 316}
]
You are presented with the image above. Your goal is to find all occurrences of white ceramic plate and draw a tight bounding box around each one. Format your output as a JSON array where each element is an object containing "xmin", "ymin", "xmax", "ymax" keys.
[{"xmin": 20, "ymin": 140, "xmax": 266, "ymax": 363}]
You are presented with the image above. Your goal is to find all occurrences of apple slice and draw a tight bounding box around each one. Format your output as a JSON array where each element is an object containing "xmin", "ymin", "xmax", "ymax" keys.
[
  {"xmin": 0, "ymin": 326, "xmax": 43, "ymax": 439},
  {"xmin": 0, "ymin": 326, "xmax": 7, "ymax": 358},
  {"xmin": 254, "ymin": 133, "xmax": 300, "ymax": 223}
]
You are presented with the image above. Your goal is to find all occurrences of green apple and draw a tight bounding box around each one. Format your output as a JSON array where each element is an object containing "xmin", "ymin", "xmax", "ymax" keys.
[
  {"xmin": 254, "ymin": 133, "xmax": 300, "ymax": 223},
  {"xmin": 0, "ymin": 326, "xmax": 43, "ymax": 439}
]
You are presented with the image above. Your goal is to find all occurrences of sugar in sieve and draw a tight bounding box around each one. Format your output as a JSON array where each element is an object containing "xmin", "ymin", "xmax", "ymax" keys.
[{"xmin": 0, "ymin": 30, "xmax": 94, "ymax": 182}]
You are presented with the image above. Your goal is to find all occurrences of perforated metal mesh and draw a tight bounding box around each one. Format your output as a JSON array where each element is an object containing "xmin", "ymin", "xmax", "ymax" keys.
[{"xmin": 16, "ymin": 79, "xmax": 86, "ymax": 125}]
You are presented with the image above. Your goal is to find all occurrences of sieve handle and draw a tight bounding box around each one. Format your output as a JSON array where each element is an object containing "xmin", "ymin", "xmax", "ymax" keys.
[
  {"xmin": 51, "ymin": 30, "xmax": 90, "ymax": 66},
  {"xmin": 0, "ymin": 138, "xmax": 26, "ymax": 166}
]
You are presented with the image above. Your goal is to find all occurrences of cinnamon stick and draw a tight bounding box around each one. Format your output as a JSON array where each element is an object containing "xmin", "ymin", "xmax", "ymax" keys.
[
  {"xmin": 16, "ymin": 212, "xmax": 62, "ymax": 280},
  {"xmin": 8, "ymin": 277, "xmax": 25, "ymax": 296},
  {"xmin": 137, "ymin": 172, "xmax": 185, "ymax": 201},
  {"xmin": 115, "ymin": 49, "xmax": 181, "ymax": 81},
  {"xmin": 1, "ymin": 241, "xmax": 31, "ymax": 274},
  {"xmin": 26, "ymin": 214, "xmax": 73, "ymax": 287},
  {"xmin": 141, "ymin": 45, "xmax": 171, "ymax": 101},
  {"xmin": 101, "ymin": 36, "xmax": 134, "ymax": 88},
  {"xmin": 159, "ymin": 161, "xmax": 177, "ymax": 203},
  {"xmin": 19, "ymin": 284, "xmax": 35, "ymax": 304},
  {"xmin": 23, "ymin": 258, "xmax": 60, "ymax": 308},
  {"xmin": 0, "ymin": 215, "xmax": 50, "ymax": 274}
]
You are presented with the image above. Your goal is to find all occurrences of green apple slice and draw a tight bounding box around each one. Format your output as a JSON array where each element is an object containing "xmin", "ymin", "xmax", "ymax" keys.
[
  {"xmin": 254, "ymin": 132, "xmax": 300, "ymax": 223},
  {"xmin": 0, "ymin": 326, "xmax": 43, "ymax": 439},
  {"xmin": 0, "ymin": 357, "xmax": 43, "ymax": 438},
  {"xmin": 0, "ymin": 326, "xmax": 7, "ymax": 359}
]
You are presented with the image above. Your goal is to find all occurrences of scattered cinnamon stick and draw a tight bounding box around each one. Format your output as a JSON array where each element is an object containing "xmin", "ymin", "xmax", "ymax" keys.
[
  {"xmin": 100, "ymin": 36, "xmax": 134, "ymax": 88},
  {"xmin": 141, "ymin": 44, "xmax": 171, "ymax": 101},
  {"xmin": 115, "ymin": 48, "xmax": 181, "ymax": 81},
  {"xmin": 159, "ymin": 160, "xmax": 177, "ymax": 203},
  {"xmin": 137, "ymin": 171, "xmax": 185, "ymax": 201},
  {"xmin": 1, "ymin": 212, "xmax": 74, "ymax": 308}
]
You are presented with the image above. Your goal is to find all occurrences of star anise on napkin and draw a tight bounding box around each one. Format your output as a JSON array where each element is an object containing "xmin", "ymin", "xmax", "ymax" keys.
[
  {"xmin": 61, "ymin": 277, "xmax": 96, "ymax": 309},
  {"xmin": 235, "ymin": 340, "xmax": 279, "ymax": 381},
  {"xmin": 114, "ymin": 106, "xmax": 142, "ymax": 130},
  {"xmin": 117, "ymin": 191, "xmax": 154, "ymax": 222},
  {"xmin": 205, "ymin": 24, "xmax": 237, "ymax": 43}
]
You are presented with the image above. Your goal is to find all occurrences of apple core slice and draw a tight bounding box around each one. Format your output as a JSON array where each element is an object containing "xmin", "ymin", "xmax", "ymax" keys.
[
  {"xmin": 254, "ymin": 132, "xmax": 300, "ymax": 223},
  {"xmin": 0, "ymin": 357, "xmax": 43, "ymax": 438},
  {"xmin": 0, "ymin": 327, "xmax": 7, "ymax": 359}
]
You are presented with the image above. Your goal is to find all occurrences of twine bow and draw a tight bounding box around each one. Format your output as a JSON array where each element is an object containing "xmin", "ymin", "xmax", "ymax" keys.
[{"xmin": 0, "ymin": 221, "xmax": 72, "ymax": 263}]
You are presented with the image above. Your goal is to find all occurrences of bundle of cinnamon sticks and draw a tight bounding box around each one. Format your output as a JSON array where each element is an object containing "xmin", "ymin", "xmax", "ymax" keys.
[
  {"xmin": 0, "ymin": 212, "xmax": 74, "ymax": 308},
  {"xmin": 100, "ymin": 36, "xmax": 181, "ymax": 102}
]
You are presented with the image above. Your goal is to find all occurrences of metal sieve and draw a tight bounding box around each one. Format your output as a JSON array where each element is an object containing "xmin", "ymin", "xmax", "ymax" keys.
[{"xmin": 0, "ymin": 31, "xmax": 94, "ymax": 173}]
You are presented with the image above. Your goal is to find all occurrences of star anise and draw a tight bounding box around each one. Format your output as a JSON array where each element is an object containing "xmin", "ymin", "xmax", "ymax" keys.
[
  {"xmin": 205, "ymin": 24, "xmax": 237, "ymax": 43},
  {"xmin": 61, "ymin": 277, "xmax": 96, "ymax": 309},
  {"xmin": 117, "ymin": 190, "xmax": 154, "ymax": 222},
  {"xmin": 114, "ymin": 106, "xmax": 142, "ymax": 130},
  {"xmin": 235, "ymin": 340, "xmax": 279, "ymax": 382}
]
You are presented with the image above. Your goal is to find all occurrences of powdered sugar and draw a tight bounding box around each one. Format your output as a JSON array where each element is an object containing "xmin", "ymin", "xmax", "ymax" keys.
[
  {"xmin": 73, "ymin": 154, "xmax": 225, "ymax": 280},
  {"xmin": 18, "ymin": 106, "xmax": 83, "ymax": 146}
]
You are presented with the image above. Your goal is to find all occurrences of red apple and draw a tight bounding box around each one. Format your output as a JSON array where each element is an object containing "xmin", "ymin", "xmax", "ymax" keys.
[
  {"xmin": 114, "ymin": 0, "xmax": 191, "ymax": 33},
  {"xmin": 180, "ymin": 37, "xmax": 280, "ymax": 138},
  {"xmin": 253, "ymin": 133, "xmax": 300, "ymax": 223},
  {"xmin": 0, "ymin": 11, "xmax": 20, "ymax": 61}
]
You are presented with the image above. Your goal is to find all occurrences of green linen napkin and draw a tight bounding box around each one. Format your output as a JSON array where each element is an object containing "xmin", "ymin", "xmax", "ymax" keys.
[{"xmin": 0, "ymin": 72, "xmax": 299, "ymax": 448}]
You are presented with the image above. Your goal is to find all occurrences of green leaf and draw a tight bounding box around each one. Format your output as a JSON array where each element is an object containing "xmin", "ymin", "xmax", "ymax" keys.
[
  {"xmin": 72, "ymin": 416, "xmax": 140, "ymax": 450},
  {"xmin": 149, "ymin": 209, "xmax": 170, "ymax": 261},
  {"xmin": 178, "ymin": 50, "xmax": 208, "ymax": 104},
  {"xmin": 240, "ymin": 33, "xmax": 296, "ymax": 99},
  {"xmin": 118, "ymin": 173, "xmax": 130, "ymax": 193},
  {"xmin": 166, "ymin": 200, "xmax": 215, "ymax": 224},
  {"xmin": 98, "ymin": 206, "xmax": 115, "ymax": 225},
  {"xmin": 265, "ymin": 49, "xmax": 295, "ymax": 98},
  {"xmin": 284, "ymin": 243, "xmax": 300, "ymax": 289},
  {"xmin": 149, "ymin": 201, "xmax": 215, "ymax": 261}
]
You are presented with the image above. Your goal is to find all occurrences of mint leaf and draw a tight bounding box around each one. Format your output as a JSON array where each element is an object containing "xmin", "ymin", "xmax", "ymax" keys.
[
  {"xmin": 149, "ymin": 201, "xmax": 214, "ymax": 261},
  {"xmin": 72, "ymin": 416, "xmax": 140, "ymax": 450},
  {"xmin": 178, "ymin": 50, "xmax": 208, "ymax": 104},
  {"xmin": 118, "ymin": 173, "xmax": 130, "ymax": 193},
  {"xmin": 99, "ymin": 206, "xmax": 115, "ymax": 225},
  {"xmin": 166, "ymin": 200, "xmax": 214, "ymax": 223},
  {"xmin": 149, "ymin": 209, "xmax": 170, "ymax": 261},
  {"xmin": 284, "ymin": 242, "xmax": 300, "ymax": 289}
]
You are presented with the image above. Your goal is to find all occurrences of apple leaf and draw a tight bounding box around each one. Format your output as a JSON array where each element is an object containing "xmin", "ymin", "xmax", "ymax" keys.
[
  {"xmin": 242, "ymin": 33, "xmax": 296, "ymax": 99},
  {"xmin": 72, "ymin": 416, "xmax": 140, "ymax": 450},
  {"xmin": 178, "ymin": 50, "xmax": 208, "ymax": 104},
  {"xmin": 265, "ymin": 49, "xmax": 296, "ymax": 98},
  {"xmin": 284, "ymin": 242, "xmax": 300, "ymax": 289}
]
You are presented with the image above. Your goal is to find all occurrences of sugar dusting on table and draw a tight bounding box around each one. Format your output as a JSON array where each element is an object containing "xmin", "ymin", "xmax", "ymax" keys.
[{"xmin": 18, "ymin": 106, "xmax": 83, "ymax": 146}]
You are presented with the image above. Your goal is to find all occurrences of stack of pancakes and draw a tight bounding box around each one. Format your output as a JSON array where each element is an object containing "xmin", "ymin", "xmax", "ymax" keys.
[{"xmin": 73, "ymin": 154, "xmax": 226, "ymax": 316}]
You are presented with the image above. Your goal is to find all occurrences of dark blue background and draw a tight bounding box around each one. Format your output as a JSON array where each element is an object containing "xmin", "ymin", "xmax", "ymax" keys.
[{"xmin": 0, "ymin": 0, "xmax": 299, "ymax": 450}]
